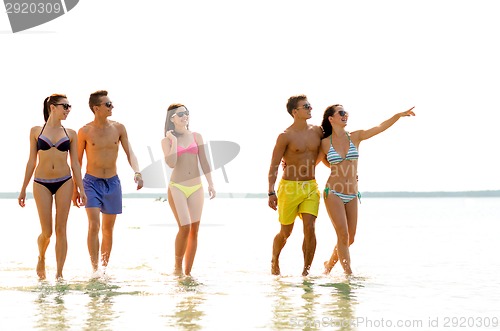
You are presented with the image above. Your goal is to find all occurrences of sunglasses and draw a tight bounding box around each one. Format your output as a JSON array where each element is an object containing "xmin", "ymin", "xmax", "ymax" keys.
[
  {"xmin": 101, "ymin": 101, "xmax": 113, "ymax": 108},
  {"xmin": 54, "ymin": 103, "xmax": 72, "ymax": 110},
  {"xmin": 173, "ymin": 110, "xmax": 190, "ymax": 118},
  {"xmin": 297, "ymin": 103, "xmax": 312, "ymax": 110},
  {"xmin": 337, "ymin": 110, "xmax": 348, "ymax": 117}
]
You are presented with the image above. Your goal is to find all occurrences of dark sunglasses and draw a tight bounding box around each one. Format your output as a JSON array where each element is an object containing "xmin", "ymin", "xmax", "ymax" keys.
[
  {"xmin": 297, "ymin": 103, "xmax": 312, "ymax": 110},
  {"xmin": 337, "ymin": 110, "xmax": 348, "ymax": 117},
  {"xmin": 174, "ymin": 110, "xmax": 189, "ymax": 118},
  {"xmin": 102, "ymin": 101, "xmax": 113, "ymax": 108},
  {"xmin": 54, "ymin": 103, "xmax": 72, "ymax": 110}
]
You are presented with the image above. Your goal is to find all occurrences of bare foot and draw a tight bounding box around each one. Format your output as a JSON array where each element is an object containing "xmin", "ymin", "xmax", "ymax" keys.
[
  {"xmin": 173, "ymin": 267, "xmax": 184, "ymax": 277},
  {"xmin": 342, "ymin": 264, "xmax": 353, "ymax": 275},
  {"xmin": 302, "ymin": 267, "xmax": 310, "ymax": 277},
  {"xmin": 323, "ymin": 261, "xmax": 333, "ymax": 275},
  {"xmin": 271, "ymin": 259, "xmax": 280, "ymax": 275},
  {"xmin": 37, "ymin": 256, "xmax": 46, "ymax": 280},
  {"xmin": 339, "ymin": 259, "xmax": 353, "ymax": 275},
  {"xmin": 90, "ymin": 269, "xmax": 103, "ymax": 280}
]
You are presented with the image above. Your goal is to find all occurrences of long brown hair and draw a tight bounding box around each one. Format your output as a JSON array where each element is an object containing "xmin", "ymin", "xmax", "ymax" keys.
[
  {"xmin": 321, "ymin": 104, "xmax": 342, "ymax": 138},
  {"xmin": 43, "ymin": 94, "xmax": 67, "ymax": 122},
  {"xmin": 164, "ymin": 103, "xmax": 189, "ymax": 137}
]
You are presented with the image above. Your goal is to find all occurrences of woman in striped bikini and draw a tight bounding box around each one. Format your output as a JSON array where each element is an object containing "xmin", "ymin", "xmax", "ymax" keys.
[
  {"xmin": 18, "ymin": 94, "xmax": 87, "ymax": 280},
  {"xmin": 161, "ymin": 104, "xmax": 216, "ymax": 276},
  {"xmin": 318, "ymin": 104, "xmax": 415, "ymax": 275}
]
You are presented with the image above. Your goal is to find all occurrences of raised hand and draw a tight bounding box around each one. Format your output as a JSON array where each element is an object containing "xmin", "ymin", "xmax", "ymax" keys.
[{"xmin": 401, "ymin": 106, "xmax": 416, "ymax": 117}]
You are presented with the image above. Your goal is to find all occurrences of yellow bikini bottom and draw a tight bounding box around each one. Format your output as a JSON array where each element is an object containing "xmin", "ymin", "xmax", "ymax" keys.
[{"xmin": 169, "ymin": 182, "xmax": 202, "ymax": 198}]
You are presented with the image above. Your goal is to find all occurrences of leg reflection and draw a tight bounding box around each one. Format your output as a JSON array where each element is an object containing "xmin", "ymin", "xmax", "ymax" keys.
[
  {"xmin": 85, "ymin": 292, "xmax": 115, "ymax": 330},
  {"xmin": 321, "ymin": 279, "xmax": 359, "ymax": 331},
  {"xmin": 164, "ymin": 279, "xmax": 206, "ymax": 330},
  {"xmin": 271, "ymin": 278, "xmax": 321, "ymax": 329},
  {"xmin": 34, "ymin": 283, "xmax": 69, "ymax": 330}
]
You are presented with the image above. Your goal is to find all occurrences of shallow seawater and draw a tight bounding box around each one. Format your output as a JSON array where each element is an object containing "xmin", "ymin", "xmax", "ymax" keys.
[{"xmin": 1, "ymin": 197, "xmax": 499, "ymax": 330}]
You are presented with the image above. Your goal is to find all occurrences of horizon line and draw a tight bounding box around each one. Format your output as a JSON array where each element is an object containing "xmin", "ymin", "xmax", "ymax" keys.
[{"xmin": 3, "ymin": 190, "xmax": 500, "ymax": 199}]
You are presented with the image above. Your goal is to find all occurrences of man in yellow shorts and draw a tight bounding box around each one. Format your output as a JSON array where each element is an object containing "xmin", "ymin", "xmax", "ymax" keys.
[{"xmin": 267, "ymin": 94, "xmax": 323, "ymax": 276}]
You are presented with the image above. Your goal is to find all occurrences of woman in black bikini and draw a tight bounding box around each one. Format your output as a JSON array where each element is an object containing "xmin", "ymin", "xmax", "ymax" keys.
[{"xmin": 18, "ymin": 94, "xmax": 86, "ymax": 280}]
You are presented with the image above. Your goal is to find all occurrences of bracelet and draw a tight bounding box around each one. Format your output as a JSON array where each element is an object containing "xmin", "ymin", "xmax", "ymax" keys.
[
  {"xmin": 134, "ymin": 172, "xmax": 142, "ymax": 177},
  {"xmin": 268, "ymin": 191, "xmax": 276, "ymax": 196}
]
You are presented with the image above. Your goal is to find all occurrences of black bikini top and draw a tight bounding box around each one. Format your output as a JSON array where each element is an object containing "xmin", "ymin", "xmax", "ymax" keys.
[{"xmin": 37, "ymin": 124, "xmax": 70, "ymax": 152}]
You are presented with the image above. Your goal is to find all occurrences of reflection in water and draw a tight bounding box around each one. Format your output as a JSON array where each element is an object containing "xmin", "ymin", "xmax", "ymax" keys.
[
  {"xmin": 83, "ymin": 278, "xmax": 121, "ymax": 331},
  {"xmin": 84, "ymin": 295, "xmax": 114, "ymax": 331},
  {"xmin": 32, "ymin": 278, "xmax": 125, "ymax": 330},
  {"xmin": 271, "ymin": 277, "xmax": 321, "ymax": 329},
  {"xmin": 271, "ymin": 276, "xmax": 360, "ymax": 330},
  {"xmin": 84, "ymin": 295, "xmax": 115, "ymax": 330},
  {"xmin": 165, "ymin": 276, "xmax": 206, "ymax": 330},
  {"xmin": 320, "ymin": 277, "xmax": 361, "ymax": 331},
  {"xmin": 270, "ymin": 279, "xmax": 292, "ymax": 329},
  {"xmin": 299, "ymin": 279, "xmax": 321, "ymax": 328},
  {"xmin": 34, "ymin": 281, "xmax": 70, "ymax": 330}
]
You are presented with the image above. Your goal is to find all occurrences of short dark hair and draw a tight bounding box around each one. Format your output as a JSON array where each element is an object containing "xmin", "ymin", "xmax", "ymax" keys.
[
  {"xmin": 89, "ymin": 90, "xmax": 108, "ymax": 113},
  {"xmin": 286, "ymin": 94, "xmax": 307, "ymax": 117}
]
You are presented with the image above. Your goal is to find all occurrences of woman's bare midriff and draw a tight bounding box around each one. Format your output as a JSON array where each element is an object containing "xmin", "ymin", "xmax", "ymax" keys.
[
  {"xmin": 326, "ymin": 162, "xmax": 358, "ymax": 194},
  {"xmin": 34, "ymin": 152, "xmax": 71, "ymax": 179},
  {"xmin": 170, "ymin": 155, "xmax": 202, "ymax": 185}
]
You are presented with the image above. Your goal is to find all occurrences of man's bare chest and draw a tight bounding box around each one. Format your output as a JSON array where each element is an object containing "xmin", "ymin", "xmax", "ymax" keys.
[
  {"xmin": 287, "ymin": 135, "xmax": 320, "ymax": 154},
  {"xmin": 87, "ymin": 130, "xmax": 120, "ymax": 149}
]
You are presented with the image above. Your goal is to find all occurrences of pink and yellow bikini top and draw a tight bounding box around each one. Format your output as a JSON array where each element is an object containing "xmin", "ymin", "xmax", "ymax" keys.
[{"xmin": 177, "ymin": 133, "xmax": 199, "ymax": 156}]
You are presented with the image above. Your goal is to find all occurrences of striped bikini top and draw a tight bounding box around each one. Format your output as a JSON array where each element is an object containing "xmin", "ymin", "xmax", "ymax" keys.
[{"xmin": 327, "ymin": 132, "xmax": 359, "ymax": 165}]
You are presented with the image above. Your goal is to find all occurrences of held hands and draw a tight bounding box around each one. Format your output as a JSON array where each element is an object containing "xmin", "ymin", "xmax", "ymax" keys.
[
  {"xmin": 72, "ymin": 189, "xmax": 87, "ymax": 207},
  {"xmin": 400, "ymin": 106, "xmax": 416, "ymax": 117}
]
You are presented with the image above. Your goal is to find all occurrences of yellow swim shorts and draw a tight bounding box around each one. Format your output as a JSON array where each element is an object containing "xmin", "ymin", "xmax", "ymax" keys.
[{"xmin": 277, "ymin": 179, "xmax": 320, "ymax": 225}]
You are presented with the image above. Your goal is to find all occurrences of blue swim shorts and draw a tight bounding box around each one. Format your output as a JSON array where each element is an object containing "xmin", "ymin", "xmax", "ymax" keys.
[{"xmin": 83, "ymin": 174, "xmax": 122, "ymax": 214}]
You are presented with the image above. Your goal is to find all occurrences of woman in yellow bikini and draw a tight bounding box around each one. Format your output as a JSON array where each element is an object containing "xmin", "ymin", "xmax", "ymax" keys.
[
  {"xmin": 161, "ymin": 104, "xmax": 216, "ymax": 276},
  {"xmin": 318, "ymin": 104, "xmax": 415, "ymax": 275}
]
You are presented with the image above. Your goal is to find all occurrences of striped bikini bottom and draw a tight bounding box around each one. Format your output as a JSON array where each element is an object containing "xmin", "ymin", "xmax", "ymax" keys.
[{"xmin": 324, "ymin": 188, "xmax": 361, "ymax": 204}]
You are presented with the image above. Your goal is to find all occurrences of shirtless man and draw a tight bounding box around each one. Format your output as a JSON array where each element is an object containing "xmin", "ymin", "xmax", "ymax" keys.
[
  {"xmin": 72, "ymin": 90, "xmax": 143, "ymax": 273},
  {"xmin": 268, "ymin": 94, "xmax": 323, "ymax": 276}
]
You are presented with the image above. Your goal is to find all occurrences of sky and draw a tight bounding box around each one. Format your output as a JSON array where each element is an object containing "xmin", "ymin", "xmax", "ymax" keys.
[{"xmin": 1, "ymin": 0, "xmax": 499, "ymax": 194}]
